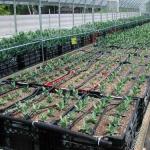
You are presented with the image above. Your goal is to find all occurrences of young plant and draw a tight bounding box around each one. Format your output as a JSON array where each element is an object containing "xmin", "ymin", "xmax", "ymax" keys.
[
  {"xmin": 42, "ymin": 87, "xmax": 49, "ymax": 96},
  {"xmin": 39, "ymin": 113, "xmax": 48, "ymax": 122},
  {"xmin": 99, "ymin": 82, "xmax": 106, "ymax": 94},
  {"xmin": 47, "ymin": 94, "xmax": 53, "ymax": 103},
  {"xmin": 107, "ymin": 96, "xmax": 132, "ymax": 135},
  {"xmin": 108, "ymin": 72, "xmax": 117, "ymax": 83},
  {"xmin": 22, "ymin": 85, "xmax": 30, "ymax": 93},
  {"xmin": 56, "ymin": 89, "xmax": 63, "ymax": 97},
  {"xmin": 59, "ymin": 116, "xmax": 69, "ymax": 128},
  {"xmin": 0, "ymin": 87, "xmax": 5, "ymax": 94},
  {"xmin": 63, "ymin": 92, "xmax": 70, "ymax": 104},
  {"xmin": 0, "ymin": 98, "xmax": 7, "ymax": 106},
  {"xmin": 86, "ymin": 112, "xmax": 97, "ymax": 124},
  {"xmin": 130, "ymin": 86, "xmax": 140, "ymax": 97},
  {"xmin": 80, "ymin": 120, "xmax": 92, "ymax": 134},
  {"xmin": 11, "ymin": 81, "xmax": 16, "ymax": 88},
  {"xmin": 107, "ymin": 116, "xmax": 120, "ymax": 135},
  {"xmin": 57, "ymin": 100, "xmax": 65, "ymax": 110},
  {"xmin": 16, "ymin": 101, "xmax": 30, "ymax": 117},
  {"xmin": 6, "ymin": 94, "xmax": 13, "ymax": 101},
  {"xmin": 138, "ymin": 75, "xmax": 146, "ymax": 85},
  {"xmin": 47, "ymin": 109, "xmax": 55, "ymax": 117},
  {"xmin": 75, "ymin": 99, "xmax": 88, "ymax": 112},
  {"xmin": 93, "ymin": 103, "xmax": 102, "ymax": 116},
  {"xmin": 115, "ymin": 78, "xmax": 128, "ymax": 95}
]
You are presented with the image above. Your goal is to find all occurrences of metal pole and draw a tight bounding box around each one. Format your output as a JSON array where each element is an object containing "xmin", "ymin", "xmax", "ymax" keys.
[
  {"xmin": 84, "ymin": 0, "xmax": 87, "ymax": 24},
  {"xmin": 58, "ymin": 0, "xmax": 61, "ymax": 30},
  {"xmin": 13, "ymin": 0, "xmax": 17, "ymax": 34},
  {"xmin": 120, "ymin": 11, "xmax": 121, "ymax": 19},
  {"xmin": 82, "ymin": 9, "xmax": 84, "ymax": 24},
  {"xmin": 72, "ymin": 0, "xmax": 75, "ymax": 27},
  {"xmin": 112, "ymin": 12, "xmax": 113, "ymax": 21},
  {"xmin": 106, "ymin": 12, "xmax": 109, "ymax": 21},
  {"xmin": 39, "ymin": 0, "xmax": 42, "ymax": 34},
  {"xmin": 92, "ymin": 0, "xmax": 95, "ymax": 23},
  {"xmin": 49, "ymin": 9, "xmax": 51, "ymax": 28},
  {"xmin": 38, "ymin": 0, "xmax": 44, "ymax": 62},
  {"xmin": 92, "ymin": 7, "xmax": 94, "ymax": 23}
]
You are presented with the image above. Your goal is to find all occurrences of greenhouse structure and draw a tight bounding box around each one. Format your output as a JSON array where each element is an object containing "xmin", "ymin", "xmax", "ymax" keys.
[{"xmin": 0, "ymin": 0, "xmax": 150, "ymax": 150}]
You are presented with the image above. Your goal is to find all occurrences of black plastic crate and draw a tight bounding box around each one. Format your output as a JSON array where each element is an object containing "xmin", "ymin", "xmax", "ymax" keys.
[
  {"xmin": 83, "ymin": 35, "xmax": 93, "ymax": 46},
  {"xmin": 0, "ymin": 117, "xmax": 39, "ymax": 150},
  {"xmin": 61, "ymin": 42, "xmax": 72, "ymax": 54},
  {"xmin": 137, "ymin": 78, "xmax": 150, "ymax": 127},
  {"xmin": 44, "ymin": 45, "xmax": 59, "ymax": 60},
  {"xmin": 0, "ymin": 57, "xmax": 18, "ymax": 78},
  {"xmin": 17, "ymin": 50, "xmax": 42, "ymax": 70},
  {"xmin": 0, "ymin": 91, "xmax": 142, "ymax": 150}
]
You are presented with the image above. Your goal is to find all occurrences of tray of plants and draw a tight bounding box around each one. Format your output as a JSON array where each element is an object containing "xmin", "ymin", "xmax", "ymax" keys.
[
  {"xmin": 0, "ymin": 87, "xmax": 142, "ymax": 150},
  {"xmin": 8, "ymin": 46, "xmax": 100, "ymax": 85}
]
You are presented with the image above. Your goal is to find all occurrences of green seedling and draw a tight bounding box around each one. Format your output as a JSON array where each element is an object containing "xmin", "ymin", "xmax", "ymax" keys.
[
  {"xmin": 56, "ymin": 89, "xmax": 63, "ymax": 97},
  {"xmin": 39, "ymin": 113, "xmax": 48, "ymax": 121},
  {"xmin": 80, "ymin": 120, "xmax": 92, "ymax": 134},
  {"xmin": 11, "ymin": 81, "xmax": 16, "ymax": 88},
  {"xmin": 99, "ymin": 82, "xmax": 106, "ymax": 93},
  {"xmin": 131, "ymin": 86, "xmax": 141, "ymax": 97},
  {"xmin": 47, "ymin": 94, "xmax": 53, "ymax": 103},
  {"xmin": 0, "ymin": 98, "xmax": 7, "ymax": 106},
  {"xmin": 42, "ymin": 87, "xmax": 49, "ymax": 96},
  {"xmin": 138, "ymin": 75, "xmax": 146, "ymax": 85},
  {"xmin": 75, "ymin": 99, "xmax": 87, "ymax": 112},
  {"xmin": 86, "ymin": 112, "xmax": 97, "ymax": 124},
  {"xmin": 47, "ymin": 109, "xmax": 55, "ymax": 117},
  {"xmin": 59, "ymin": 116, "xmax": 69, "ymax": 128},
  {"xmin": 63, "ymin": 92, "xmax": 70, "ymax": 103},
  {"xmin": 57, "ymin": 100, "xmax": 65, "ymax": 110}
]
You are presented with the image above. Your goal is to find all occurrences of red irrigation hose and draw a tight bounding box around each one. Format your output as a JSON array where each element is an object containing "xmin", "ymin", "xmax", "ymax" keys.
[{"xmin": 44, "ymin": 70, "xmax": 76, "ymax": 87}]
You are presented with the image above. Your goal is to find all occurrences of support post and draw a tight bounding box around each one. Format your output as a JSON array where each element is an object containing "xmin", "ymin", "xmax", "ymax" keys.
[
  {"xmin": 49, "ymin": 9, "xmax": 51, "ymax": 28},
  {"xmin": 39, "ymin": 0, "xmax": 44, "ymax": 62},
  {"xmin": 58, "ymin": 0, "xmax": 61, "ymax": 30},
  {"xmin": 13, "ymin": 0, "xmax": 17, "ymax": 34},
  {"xmin": 72, "ymin": 0, "xmax": 75, "ymax": 27},
  {"xmin": 84, "ymin": 0, "xmax": 87, "ymax": 24},
  {"xmin": 92, "ymin": 0, "xmax": 95, "ymax": 23}
]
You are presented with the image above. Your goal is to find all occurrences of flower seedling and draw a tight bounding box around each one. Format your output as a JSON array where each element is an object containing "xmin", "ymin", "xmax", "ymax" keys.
[
  {"xmin": 42, "ymin": 87, "xmax": 49, "ymax": 96},
  {"xmin": 80, "ymin": 120, "xmax": 92, "ymax": 134},
  {"xmin": 57, "ymin": 100, "xmax": 65, "ymax": 110},
  {"xmin": 75, "ymin": 99, "xmax": 88, "ymax": 112},
  {"xmin": 63, "ymin": 92, "xmax": 70, "ymax": 103},
  {"xmin": 56, "ymin": 89, "xmax": 63, "ymax": 97},
  {"xmin": 11, "ymin": 81, "xmax": 16, "ymax": 88},
  {"xmin": 107, "ymin": 116, "xmax": 120, "ymax": 135},
  {"xmin": 99, "ymin": 82, "xmax": 106, "ymax": 94},
  {"xmin": 86, "ymin": 112, "xmax": 97, "ymax": 124},
  {"xmin": 39, "ymin": 113, "xmax": 48, "ymax": 122},
  {"xmin": 22, "ymin": 86, "xmax": 30, "ymax": 93},
  {"xmin": 47, "ymin": 94, "xmax": 53, "ymax": 103},
  {"xmin": 0, "ymin": 98, "xmax": 7, "ymax": 106},
  {"xmin": 59, "ymin": 116, "xmax": 69, "ymax": 128},
  {"xmin": 138, "ymin": 75, "xmax": 146, "ymax": 85},
  {"xmin": 130, "ymin": 86, "xmax": 141, "ymax": 97},
  {"xmin": 47, "ymin": 109, "xmax": 55, "ymax": 117}
]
